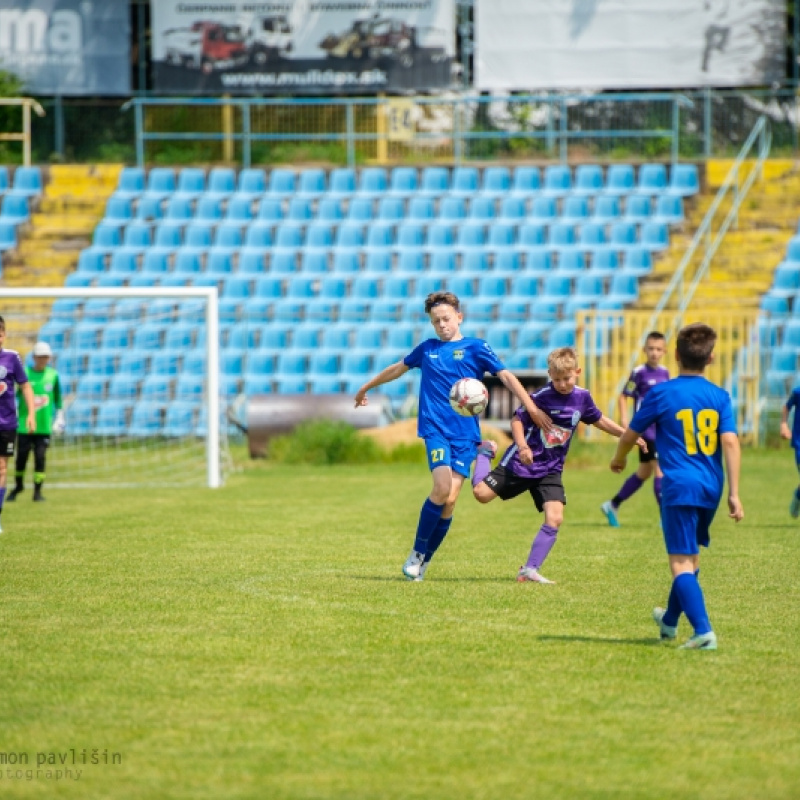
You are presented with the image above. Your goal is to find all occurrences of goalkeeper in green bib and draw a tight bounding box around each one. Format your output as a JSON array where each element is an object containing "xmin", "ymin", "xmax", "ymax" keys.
[{"xmin": 9, "ymin": 341, "xmax": 64, "ymax": 503}]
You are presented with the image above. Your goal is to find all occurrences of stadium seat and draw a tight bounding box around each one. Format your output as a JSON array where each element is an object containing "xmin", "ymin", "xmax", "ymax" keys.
[
  {"xmin": 408, "ymin": 196, "xmax": 435, "ymax": 221},
  {"xmin": 110, "ymin": 249, "xmax": 139, "ymax": 274},
  {"xmin": 572, "ymin": 165, "xmax": 604, "ymax": 196},
  {"xmin": 419, "ymin": 167, "xmax": 449, "ymax": 196},
  {"xmin": 296, "ymin": 168, "xmax": 326, "ymax": 198},
  {"xmin": 439, "ymin": 197, "xmax": 466, "ymax": 221},
  {"xmin": 318, "ymin": 197, "xmax": 344, "ymax": 222},
  {"xmin": 481, "ymin": 166, "xmax": 511, "ymax": 197},
  {"xmin": 510, "ymin": 166, "xmax": 541, "ymax": 196},
  {"xmin": 450, "ymin": 167, "xmax": 480, "ymax": 196},
  {"xmin": 162, "ymin": 402, "xmax": 197, "ymax": 437},
  {"xmin": 634, "ymin": 164, "xmax": 667, "ymax": 195},
  {"xmin": 94, "ymin": 401, "xmax": 131, "ymax": 436},
  {"xmin": 287, "ymin": 197, "xmax": 313, "ymax": 222},
  {"xmin": 1, "ymin": 194, "xmax": 30, "ymax": 224},
  {"xmin": 604, "ymin": 164, "xmax": 635, "ymax": 197},
  {"xmin": 562, "ymin": 196, "xmax": 590, "ymax": 222},
  {"xmin": 622, "ymin": 248, "xmax": 653, "ymax": 273},
  {"xmin": 652, "ymin": 195, "xmax": 685, "ymax": 225},
  {"xmin": 456, "ymin": 223, "xmax": 485, "ymax": 248},
  {"xmin": 10, "ymin": 166, "xmax": 42, "ymax": 197},
  {"xmin": 623, "ymin": 195, "xmax": 653, "ymax": 222},
  {"xmin": 770, "ymin": 265, "xmax": 800, "ymax": 297},
  {"xmin": 206, "ymin": 167, "xmax": 236, "ymax": 199},
  {"xmin": 578, "ymin": 222, "xmax": 606, "ymax": 248},
  {"xmin": 640, "ymin": 222, "xmax": 669, "ymax": 251},
  {"xmin": 590, "ymin": 250, "xmax": 620, "ymax": 274},
  {"xmin": 666, "ymin": 164, "xmax": 700, "ymax": 197},
  {"xmin": 135, "ymin": 196, "xmax": 164, "ymax": 221},
  {"xmin": 175, "ymin": 374, "xmax": 205, "ymax": 401},
  {"xmin": 336, "ymin": 223, "xmax": 365, "ymax": 248},
  {"xmin": 141, "ymin": 374, "xmax": 174, "ymax": 402},
  {"xmin": 113, "ymin": 167, "xmax": 145, "ymax": 200},
  {"xmin": 388, "ymin": 167, "xmax": 418, "ymax": 197},
  {"xmin": 236, "ymin": 168, "xmax": 267, "ymax": 199},
  {"xmin": 607, "ymin": 272, "xmax": 640, "ymax": 304},
  {"xmin": 469, "ymin": 196, "xmax": 496, "ymax": 221},
  {"xmin": 376, "ymin": 196, "xmax": 404, "ymax": 222},
  {"xmin": 174, "ymin": 167, "xmax": 206, "ymax": 199},
  {"xmin": 518, "ymin": 223, "xmax": 546, "ymax": 248},
  {"xmin": 347, "ymin": 197, "xmax": 374, "ymax": 222},
  {"xmin": 397, "ymin": 222, "xmax": 424, "ymax": 248},
  {"xmin": 609, "ymin": 221, "xmax": 638, "ymax": 248},
  {"xmin": 530, "ymin": 196, "xmax": 557, "ymax": 222},
  {"xmin": 548, "ymin": 223, "xmax": 575, "ymax": 247},
  {"xmin": 0, "ymin": 220, "xmax": 16, "ymax": 251},
  {"xmin": 87, "ymin": 351, "xmax": 118, "ymax": 376},
  {"xmin": 358, "ymin": 167, "xmax": 388, "ymax": 197},
  {"xmin": 225, "ymin": 196, "xmax": 254, "ymax": 223},
  {"xmin": 142, "ymin": 168, "xmax": 176, "ymax": 201},
  {"xmin": 362, "ymin": 250, "xmax": 389, "ymax": 273},
  {"xmin": 256, "ymin": 198, "xmax": 284, "ymax": 223},
  {"xmin": 541, "ymin": 165, "xmax": 572, "ymax": 197},
  {"xmin": 397, "ymin": 249, "xmax": 425, "ymax": 273},
  {"xmin": 498, "ymin": 196, "xmax": 527, "ymax": 221},
  {"xmin": 328, "ymin": 168, "xmax": 356, "ymax": 198},
  {"xmin": 105, "ymin": 196, "xmax": 133, "ymax": 223},
  {"xmin": 549, "ymin": 321, "xmax": 577, "ymax": 348},
  {"xmin": 267, "ymin": 168, "xmax": 296, "ymax": 196},
  {"xmin": 184, "ymin": 223, "xmax": 213, "ymax": 249}
]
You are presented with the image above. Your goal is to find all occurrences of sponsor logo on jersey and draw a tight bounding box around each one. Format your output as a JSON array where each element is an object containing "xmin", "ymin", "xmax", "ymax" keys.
[
  {"xmin": 34, "ymin": 395, "xmax": 49, "ymax": 410},
  {"xmin": 429, "ymin": 353, "xmax": 439, "ymax": 359},
  {"xmin": 625, "ymin": 380, "xmax": 636, "ymax": 393},
  {"xmin": 541, "ymin": 424, "xmax": 572, "ymax": 449},
  {"xmin": 0, "ymin": 366, "xmax": 7, "ymax": 379},
  {"xmin": 0, "ymin": 381, "xmax": 6, "ymax": 396},
  {"xmin": 571, "ymin": 410, "xmax": 581, "ymax": 426},
  {"xmin": 453, "ymin": 350, "xmax": 464, "ymax": 360}
]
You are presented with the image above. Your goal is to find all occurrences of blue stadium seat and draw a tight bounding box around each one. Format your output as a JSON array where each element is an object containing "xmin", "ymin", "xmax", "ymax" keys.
[
  {"xmin": 135, "ymin": 196, "xmax": 163, "ymax": 221},
  {"xmin": 450, "ymin": 167, "xmax": 480, "ymax": 196},
  {"xmin": 666, "ymin": 164, "xmax": 700, "ymax": 197},
  {"xmin": 123, "ymin": 221, "xmax": 151, "ymax": 248},
  {"xmin": 243, "ymin": 374, "xmax": 274, "ymax": 395},
  {"xmin": 604, "ymin": 164, "xmax": 635, "ymax": 196},
  {"xmin": 328, "ymin": 168, "xmax": 356, "ymax": 198},
  {"xmin": 419, "ymin": 167, "xmax": 449, "ymax": 196},
  {"xmin": 357, "ymin": 167, "xmax": 388, "ymax": 197},
  {"xmin": 492, "ymin": 249, "xmax": 521, "ymax": 273},
  {"xmin": 510, "ymin": 166, "xmax": 541, "ymax": 196},
  {"xmin": 623, "ymin": 195, "xmax": 653, "ymax": 222},
  {"xmin": 116, "ymin": 353, "xmax": 150, "ymax": 380},
  {"xmin": 267, "ymin": 168, "xmax": 296, "ymax": 196},
  {"xmin": 301, "ymin": 250, "xmax": 329, "ymax": 274},
  {"xmin": 287, "ymin": 197, "xmax": 313, "ymax": 222},
  {"xmin": 94, "ymin": 401, "xmax": 131, "ymax": 436},
  {"xmin": 652, "ymin": 195, "xmax": 685, "ymax": 225},
  {"xmin": 427, "ymin": 222, "xmax": 454, "ymax": 248},
  {"xmin": 0, "ymin": 221, "xmax": 16, "ymax": 251},
  {"xmin": 517, "ymin": 322, "xmax": 549, "ymax": 350},
  {"xmin": 152, "ymin": 222, "xmax": 182, "ymax": 249},
  {"xmin": 141, "ymin": 374, "xmax": 174, "ymax": 402},
  {"xmin": 633, "ymin": 164, "xmax": 668, "ymax": 195},
  {"xmin": 609, "ymin": 221, "xmax": 638, "ymax": 248},
  {"xmin": 1, "ymin": 194, "xmax": 30, "ymax": 224},
  {"xmin": 541, "ymin": 165, "xmax": 572, "ymax": 197},
  {"xmin": 572, "ymin": 165, "xmax": 604, "ymax": 196},
  {"xmin": 163, "ymin": 196, "xmax": 193, "ymax": 221},
  {"xmin": 163, "ymin": 402, "xmax": 197, "ymax": 437},
  {"xmin": 318, "ymin": 276, "xmax": 347, "ymax": 298},
  {"xmin": 256, "ymin": 198, "xmax": 284, "ymax": 223},
  {"xmin": 498, "ymin": 196, "xmax": 527, "ymax": 221},
  {"xmin": 388, "ymin": 167, "xmax": 418, "ymax": 197},
  {"xmin": 114, "ymin": 167, "xmax": 145, "ymax": 200},
  {"xmin": 590, "ymin": 250, "xmax": 620, "ymax": 274},
  {"xmin": 377, "ymin": 196, "xmax": 405, "ymax": 221},
  {"xmin": 578, "ymin": 222, "xmax": 606, "ymax": 247},
  {"xmin": 413, "ymin": 275, "xmax": 445, "ymax": 298},
  {"xmin": 607, "ymin": 272, "xmax": 639, "ymax": 303},
  {"xmin": 243, "ymin": 223, "xmax": 272, "ymax": 249},
  {"xmin": 223, "ymin": 276, "xmax": 252, "ymax": 299},
  {"xmin": 221, "ymin": 350, "xmax": 244, "ymax": 377},
  {"xmin": 488, "ymin": 223, "xmax": 516, "ymax": 248},
  {"xmin": 771, "ymin": 264, "xmax": 800, "ymax": 297},
  {"xmin": 592, "ymin": 195, "xmax": 621, "ymax": 223},
  {"xmin": 225, "ymin": 196, "xmax": 254, "ymax": 222},
  {"xmin": 142, "ymin": 168, "xmax": 176, "ymax": 200},
  {"xmin": 456, "ymin": 223, "xmax": 485, "ymax": 248},
  {"xmin": 195, "ymin": 196, "xmax": 223, "ymax": 221},
  {"xmin": 523, "ymin": 249, "xmax": 552, "ymax": 272},
  {"xmin": 481, "ymin": 166, "xmax": 511, "ymax": 197},
  {"xmin": 184, "ymin": 222, "xmax": 213, "ymax": 249},
  {"xmin": 76, "ymin": 375, "xmax": 109, "ymax": 401},
  {"xmin": 408, "ymin": 196, "xmax": 435, "ymax": 221},
  {"xmin": 469, "ymin": 196, "xmax": 496, "ymax": 221},
  {"xmin": 439, "ymin": 197, "xmax": 466, "ymax": 221},
  {"xmin": 496, "ymin": 298, "xmax": 531, "ymax": 322},
  {"xmin": 309, "ymin": 377, "xmax": 343, "ymax": 394},
  {"xmin": 77, "ymin": 248, "xmax": 106, "ymax": 273},
  {"xmin": 296, "ymin": 168, "xmax": 327, "ymax": 198},
  {"xmin": 640, "ymin": 222, "xmax": 669, "ymax": 251},
  {"xmin": 557, "ymin": 249, "xmax": 586, "ymax": 274},
  {"xmin": 175, "ymin": 374, "xmax": 205, "ymax": 401},
  {"xmin": 529, "ymin": 296, "xmax": 562, "ymax": 321},
  {"xmin": 286, "ymin": 276, "xmax": 317, "ymax": 299},
  {"xmin": 214, "ymin": 223, "xmax": 242, "ymax": 249},
  {"xmin": 87, "ymin": 351, "xmax": 118, "ymax": 376},
  {"xmin": 96, "ymin": 274, "xmax": 126, "ymax": 288},
  {"xmin": 206, "ymin": 167, "xmax": 236, "ymax": 199},
  {"xmin": 321, "ymin": 326, "xmax": 352, "ymax": 349},
  {"xmin": 174, "ymin": 167, "xmax": 206, "ymax": 199},
  {"xmin": 465, "ymin": 298, "xmax": 498, "ymax": 323},
  {"xmin": 429, "ymin": 250, "xmax": 456, "ymax": 273},
  {"xmin": 548, "ymin": 222, "xmax": 575, "ymax": 246},
  {"xmin": 518, "ymin": 222, "xmax": 546, "ymax": 247},
  {"xmin": 64, "ymin": 272, "xmax": 92, "ymax": 287},
  {"xmin": 347, "ymin": 197, "xmax": 374, "ymax": 222},
  {"xmin": 274, "ymin": 224, "xmax": 304, "ymax": 249},
  {"xmin": 397, "ymin": 222, "xmax": 424, "ymax": 248},
  {"xmin": 782, "ymin": 319, "xmax": 800, "ymax": 348},
  {"xmin": 549, "ymin": 321, "xmax": 577, "ymax": 348},
  {"xmin": 362, "ymin": 250, "xmax": 389, "ymax": 273},
  {"xmin": 83, "ymin": 298, "xmax": 114, "ymax": 322},
  {"xmin": 318, "ymin": 197, "xmax": 344, "ymax": 222},
  {"xmin": 365, "ymin": 223, "xmax": 394, "ymax": 250},
  {"xmin": 562, "ymin": 196, "xmax": 590, "ymax": 222},
  {"xmin": 542, "ymin": 274, "xmax": 572, "ymax": 297},
  {"xmin": 237, "ymin": 248, "xmax": 266, "ymax": 274},
  {"xmin": 11, "ymin": 166, "xmax": 42, "ymax": 197},
  {"xmin": 133, "ymin": 323, "xmax": 164, "ymax": 349},
  {"xmin": 105, "ymin": 196, "xmax": 133, "ymax": 223},
  {"xmin": 354, "ymin": 324, "xmax": 384, "ymax": 349},
  {"xmin": 226, "ymin": 325, "xmax": 258, "ymax": 350},
  {"xmin": 306, "ymin": 223, "xmax": 334, "ymax": 249},
  {"xmin": 237, "ymin": 168, "xmax": 268, "ymax": 198},
  {"xmin": 530, "ymin": 196, "xmax": 557, "ymax": 222},
  {"xmin": 336, "ymin": 223, "xmax": 364, "ymax": 248},
  {"xmin": 110, "ymin": 249, "xmax": 139, "ymax": 274},
  {"xmin": 174, "ymin": 250, "xmax": 202, "ymax": 275},
  {"xmin": 341, "ymin": 351, "xmax": 373, "ymax": 375},
  {"xmin": 461, "ymin": 250, "xmax": 489, "ymax": 273},
  {"xmin": 398, "ymin": 249, "xmax": 425, "ymax": 273},
  {"xmin": 622, "ymin": 248, "xmax": 653, "ymax": 273}
]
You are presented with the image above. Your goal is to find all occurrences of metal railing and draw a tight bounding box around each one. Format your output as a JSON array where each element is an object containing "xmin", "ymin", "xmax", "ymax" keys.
[{"xmin": 0, "ymin": 98, "xmax": 46, "ymax": 166}]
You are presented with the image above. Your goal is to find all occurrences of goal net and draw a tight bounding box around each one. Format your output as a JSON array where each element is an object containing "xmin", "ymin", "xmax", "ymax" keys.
[{"xmin": 0, "ymin": 287, "xmax": 228, "ymax": 488}]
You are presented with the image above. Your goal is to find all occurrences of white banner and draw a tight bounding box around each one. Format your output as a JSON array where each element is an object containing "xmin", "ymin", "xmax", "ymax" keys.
[
  {"xmin": 475, "ymin": 0, "xmax": 785, "ymax": 90},
  {"xmin": 151, "ymin": 0, "xmax": 454, "ymax": 94}
]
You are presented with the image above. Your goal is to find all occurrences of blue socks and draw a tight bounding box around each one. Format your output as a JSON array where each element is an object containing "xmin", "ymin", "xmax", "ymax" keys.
[
  {"xmin": 671, "ymin": 571, "xmax": 712, "ymax": 635},
  {"xmin": 413, "ymin": 498, "xmax": 444, "ymax": 554},
  {"xmin": 424, "ymin": 516, "xmax": 453, "ymax": 563},
  {"xmin": 662, "ymin": 569, "xmax": 702, "ymax": 628}
]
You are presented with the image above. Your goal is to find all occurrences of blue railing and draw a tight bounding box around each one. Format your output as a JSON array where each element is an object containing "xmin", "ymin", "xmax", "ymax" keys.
[{"xmin": 122, "ymin": 92, "xmax": 694, "ymax": 168}]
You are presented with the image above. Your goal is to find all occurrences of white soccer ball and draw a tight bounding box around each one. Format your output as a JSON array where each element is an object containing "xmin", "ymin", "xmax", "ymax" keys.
[{"xmin": 449, "ymin": 378, "xmax": 489, "ymax": 417}]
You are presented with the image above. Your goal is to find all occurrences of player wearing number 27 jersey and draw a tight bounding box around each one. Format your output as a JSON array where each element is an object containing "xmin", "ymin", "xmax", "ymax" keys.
[{"xmin": 611, "ymin": 323, "xmax": 743, "ymax": 651}]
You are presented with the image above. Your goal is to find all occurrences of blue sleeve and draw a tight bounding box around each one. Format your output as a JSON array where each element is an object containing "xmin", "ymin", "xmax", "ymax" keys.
[
  {"xmin": 630, "ymin": 388, "xmax": 659, "ymax": 434},
  {"xmin": 403, "ymin": 341, "xmax": 427, "ymax": 370},
  {"xmin": 718, "ymin": 391, "xmax": 737, "ymax": 436},
  {"xmin": 787, "ymin": 389, "xmax": 799, "ymax": 411},
  {"xmin": 476, "ymin": 340, "xmax": 505, "ymax": 375}
]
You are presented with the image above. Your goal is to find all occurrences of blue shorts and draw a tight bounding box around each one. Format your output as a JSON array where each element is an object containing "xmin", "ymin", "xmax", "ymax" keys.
[
  {"xmin": 424, "ymin": 437, "xmax": 478, "ymax": 479},
  {"xmin": 661, "ymin": 505, "xmax": 717, "ymax": 555}
]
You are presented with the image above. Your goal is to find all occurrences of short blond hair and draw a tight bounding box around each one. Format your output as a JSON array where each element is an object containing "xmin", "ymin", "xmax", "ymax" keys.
[{"xmin": 547, "ymin": 347, "xmax": 579, "ymax": 373}]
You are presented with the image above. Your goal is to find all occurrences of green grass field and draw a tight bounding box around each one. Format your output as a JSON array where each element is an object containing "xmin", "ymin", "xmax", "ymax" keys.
[{"xmin": 1, "ymin": 445, "xmax": 799, "ymax": 799}]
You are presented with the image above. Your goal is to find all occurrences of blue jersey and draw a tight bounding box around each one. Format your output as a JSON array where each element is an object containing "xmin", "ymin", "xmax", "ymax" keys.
[
  {"xmin": 630, "ymin": 375, "xmax": 736, "ymax": 509},
  {"xmin": 404, "ymin": 337, "xmax": 505, "ymax": 442},
  {"xmin": 785, "ymin": 387, "xmax": 800, "ymax": 449}
]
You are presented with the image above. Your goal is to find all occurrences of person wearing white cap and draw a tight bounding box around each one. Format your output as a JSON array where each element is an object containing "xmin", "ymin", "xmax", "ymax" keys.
[{"xmin": 8, "ymin": 341, "xmax": 64, "ymax": 503}]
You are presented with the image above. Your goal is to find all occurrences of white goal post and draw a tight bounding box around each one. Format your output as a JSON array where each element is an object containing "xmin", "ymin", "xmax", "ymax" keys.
[{"xmin": 0, "ymin": 286, "xmax": 223, "ymax": 488}]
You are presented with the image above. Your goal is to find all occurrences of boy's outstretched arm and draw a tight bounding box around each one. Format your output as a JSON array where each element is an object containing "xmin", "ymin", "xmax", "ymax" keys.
[
  {"xmin": 721, "ymin": 431, "xmax": 744, "ymax": 521},
  {"xmin": 496, "ymin": 370, "xmax": 553, "ymax": 432},
  {"xmin": 594, "ymin": 415, "xmax": 648, "ymax": 451},
  {"xmin": 354, "ymin": 361, "xmax": 409, "ymax": 408},
  {"xmin": 609, "ymin": 425, "xmax": 643, "ymax": 473}
]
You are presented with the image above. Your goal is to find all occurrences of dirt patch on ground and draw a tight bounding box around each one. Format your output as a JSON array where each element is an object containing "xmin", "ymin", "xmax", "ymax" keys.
[{"xmin": 360, "ymin": 419, "xmax": 513, "ymax": 451}]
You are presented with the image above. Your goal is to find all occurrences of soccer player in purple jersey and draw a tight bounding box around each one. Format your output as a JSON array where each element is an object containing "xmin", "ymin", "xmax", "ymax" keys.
[
  {"xmin": 354, "ymin": 292, "xmax": 552, "ymax": 581},
  {"xmin": 472, "ymin": 347, "xmax": 645, "ymax": 583},
  {"xmin": 0, "ymin": 316, "xmax": 37, "ymax": 534},
  {"xmin": 601, "ymin": 331, "xmax": 670, "ymax": 527}
]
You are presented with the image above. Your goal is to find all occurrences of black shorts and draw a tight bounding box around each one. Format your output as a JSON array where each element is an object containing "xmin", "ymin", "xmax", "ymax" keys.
[
  {"xmin": 0, "ymin": 430, "xmax": 16, "ymax": 458},
  {"xmin": 483, "ymin": 465, "xmax": 567, "ymax": 512},
  {"xmin": 639, "ymin": 436, "xmax": 658, "ymax": 464}
]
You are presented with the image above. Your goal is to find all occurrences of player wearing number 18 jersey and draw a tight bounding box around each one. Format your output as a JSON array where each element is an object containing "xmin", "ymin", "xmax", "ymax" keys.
[{"xmin": 611, "ymin": 323, "xmax": 744, "ymax": 650}]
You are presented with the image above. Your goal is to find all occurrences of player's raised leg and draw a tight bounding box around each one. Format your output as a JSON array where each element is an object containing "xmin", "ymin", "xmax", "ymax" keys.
[{"xmin": 518, "ymin": 498, "xmax": 562, "ymax": 584}]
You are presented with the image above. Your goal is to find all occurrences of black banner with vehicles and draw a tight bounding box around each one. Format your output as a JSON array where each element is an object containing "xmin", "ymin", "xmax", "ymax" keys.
[{"xmin": 152, "ymin": 0, "xmax": 454, "ymax": 95}]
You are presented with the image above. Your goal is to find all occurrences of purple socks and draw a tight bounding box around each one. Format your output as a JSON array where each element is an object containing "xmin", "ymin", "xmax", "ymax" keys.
[
  {"xmin": 472, "ymin": 454, "xmax": 492, "ymax": 488},
  {"xmin": 612, "ymin": 474, "xmax": 644, "ymax": 508},
  {"xmin": 525, "ymin": 524, "xmax": 558, "ymax": 570}
]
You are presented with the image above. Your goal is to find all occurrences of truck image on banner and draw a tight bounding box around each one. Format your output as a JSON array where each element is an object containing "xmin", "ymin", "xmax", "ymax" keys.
[{"xmin": 151, "ymin": 0, "xmax": 454, "ymax": 94}]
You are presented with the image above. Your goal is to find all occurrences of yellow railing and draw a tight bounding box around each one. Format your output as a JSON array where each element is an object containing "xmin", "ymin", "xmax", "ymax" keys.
[
  {"xmin": 0, "ymin": 98, "xmax": 46, "ymax": 165},
  {"xmin": 577, "ymin": 309, "xmax": 760, "ymax": 444}
]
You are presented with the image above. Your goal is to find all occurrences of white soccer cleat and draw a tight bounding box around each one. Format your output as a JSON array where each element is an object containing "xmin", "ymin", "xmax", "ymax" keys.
[
  {"xmin": 679, "ymin": 631, "xmax": 718, "ymax": 650},
  {"xmin": 600, "ymin": 500, "xmax": 620, "ymax": 528},
  {"xmin": 652, "ymin": 607, "xmax": 678, "ymax": 640},
  {"xmin": 517, "ymin": 566, "xmax": 556, "ymax": 584},
  {"xmin": 402, "ymin": 550, "xmax": 425, "ymax": 580},
  {"xmin": 413, "ymin": 561, "xmax": 429, "ymax": 582}
]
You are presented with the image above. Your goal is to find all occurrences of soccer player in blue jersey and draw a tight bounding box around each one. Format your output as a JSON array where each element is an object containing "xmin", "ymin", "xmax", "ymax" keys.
[
  {"xmin": 472, "ymin": 347, "xmax": 642, "ymax": 583},
  {"xmin": 610, "ymin": 323, "xmax": 744, "ymax": 650},
  {"xmin": 779, "ymin": 387, "xmax": 800, "ymax": 517},
  {"xmin": 354, "ymin": 291, "xmax": 552, "ymax": 581},
  {"xmin": 601, "ymin": 331, "xmax": 670, "ymax": 526}
]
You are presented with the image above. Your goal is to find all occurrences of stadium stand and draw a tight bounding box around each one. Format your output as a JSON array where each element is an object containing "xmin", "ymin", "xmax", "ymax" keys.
[{"xmin": 26, "ymin": 163, "xmax": 699, "ymax": 436}]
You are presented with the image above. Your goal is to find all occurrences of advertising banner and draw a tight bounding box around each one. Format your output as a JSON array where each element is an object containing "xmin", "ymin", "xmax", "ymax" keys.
[
  {"xmin": 475, "ymin": 0, "xmax": 785, "ymax": 90},
  {"xmin": 152, "ymin": 0, "xmax": 454, "ymax": 95},
  {"xmin": 0, "ymin": 0, "xmax": 130, "ymax": 95}
]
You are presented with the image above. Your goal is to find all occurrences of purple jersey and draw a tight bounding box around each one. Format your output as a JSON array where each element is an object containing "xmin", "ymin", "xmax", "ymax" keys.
[
  {"xmin": 623, "ymin": 363, "xmax": 670, "ymax": 440},
  {"xmin": 499, "ymin": 383, "xmax": 603, "ymax": 479},
  {"xmin": 0, "ymin": 349, "xmax": 28, "ymax": 431}
]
